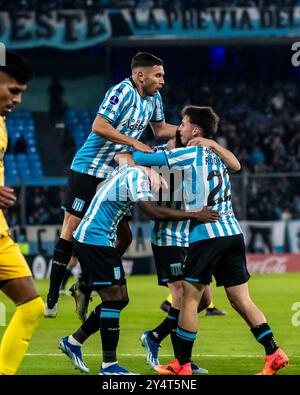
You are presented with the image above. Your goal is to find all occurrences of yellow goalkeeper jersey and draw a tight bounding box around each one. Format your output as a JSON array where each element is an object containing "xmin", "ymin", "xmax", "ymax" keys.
[{"xmin": 0, "ymin": 115, "xmax": 9, "ymax": 237}]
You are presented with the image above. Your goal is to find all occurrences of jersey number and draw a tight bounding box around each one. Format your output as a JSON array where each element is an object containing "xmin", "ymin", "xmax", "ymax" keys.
[{"xmin": 207, "ymin": 169, "xmax": 231, "ymax": 206}]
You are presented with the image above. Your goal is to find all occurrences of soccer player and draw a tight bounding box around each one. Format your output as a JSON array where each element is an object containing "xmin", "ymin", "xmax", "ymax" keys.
[
  {"xmin": 133, "ymin": 106, "xmax": 289, "ymax": 375},
  {"xmin": 0, "ymin": 51, "xmax": 44, "ymax": 375},
  {"xmin": 58, "ymin": 163, "xmax": 219, "ymax": 375},
  {"xmin": 45, "ymin": 52, "xmax": 178, "ymax": 317},
  {"xmin": 128, "ymin": 130, "xmax": 239, "ymax": 373}
]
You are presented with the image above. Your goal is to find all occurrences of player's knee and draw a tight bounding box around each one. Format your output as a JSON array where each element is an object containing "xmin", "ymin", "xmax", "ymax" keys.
[
  {"xmin": 17, "ymin": 296, "xmax": 44, "ymax": 324},
  {"xmin": 101, "ymin": 299, "xmax": 129, "ymax": 313}
]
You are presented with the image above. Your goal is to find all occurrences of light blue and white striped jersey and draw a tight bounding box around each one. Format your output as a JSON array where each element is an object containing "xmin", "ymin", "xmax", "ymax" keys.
[
  {"xmin": 164, "ymin": 146, "xmax": 243, "ymax": 243},
  {"xmin": 71, "ymin": 77, "xmax": 164, "ymax": 178},
  {"xmin": 73, "ymin": 165, "xmax": 152, "ymax": 247},
  {"xmin": 151, "ymin": 144, "xmax": 189, "ymax": 247}
]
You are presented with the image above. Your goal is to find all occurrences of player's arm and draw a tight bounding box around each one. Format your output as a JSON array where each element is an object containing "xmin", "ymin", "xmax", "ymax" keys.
[
  {"xmin": 0, "ymin": 186, "xmax": 16, "ymax": 209},
  {"xmin": 139, "ymin": 201, "xmax": 219, "ymax": 222},
  {"xmin": 187, "ymin": 137, "xmax": 241, "ymax": 172},
  {"xmin": 114, "ymin": 152, "xmax": 168, "ymax": 191},
  {"xmin": 92, "ymin": 116, "xmax": 153, "ymax": 153},
  {"xmin": 150, "ymin": 120, "xmax": 177, "ymax": 139}
]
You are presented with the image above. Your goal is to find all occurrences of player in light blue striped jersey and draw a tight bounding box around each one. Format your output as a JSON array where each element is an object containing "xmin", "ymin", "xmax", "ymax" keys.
[
  {"xmin": 133, "ymin": 106, "xmax": 288, "ymax": 375},
  {"xmin": 45, "ymin": 52, "xmax": 178, "ymax": 317},
  {"xmin": 59, "ymin": 164, "xmax": 219, "ymax": 375},
  {"xmin": 130, "ymin": 131, "xmax": 240, "ymax": 372}
]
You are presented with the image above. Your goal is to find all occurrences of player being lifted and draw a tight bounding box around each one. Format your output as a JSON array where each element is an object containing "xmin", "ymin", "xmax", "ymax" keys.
[
  {"xmin": 45, "ymin": 52, "xmax": 178, "ymax": 317},
  {"xmin": 133, "ymin": 105, "xmax": 289, "ymax": 375}
]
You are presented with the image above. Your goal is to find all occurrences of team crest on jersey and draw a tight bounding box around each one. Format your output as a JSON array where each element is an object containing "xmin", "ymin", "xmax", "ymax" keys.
[
  {"xmin": 139, "ymin": 180, "xmax": 150, "ymax": 193},
  {"xmin": 109, "ymin": 95, "xmax": 119, "ymax": 105},
  {"xmin": 114, "ymin": 267, "xmax": 121, "ymax": 280},
  {"xmin": 72, "ymin": 197, "xmax": 85, "ymax": 212}
]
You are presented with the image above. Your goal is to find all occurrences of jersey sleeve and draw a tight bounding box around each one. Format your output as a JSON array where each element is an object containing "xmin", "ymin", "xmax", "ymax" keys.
[
  {"xmin": 128, "ymin": 170, "xmax": 153, "ymax": 202},
  {"xmin": 97, "ymin": 82, "xmax": 132, "ymax": 124},
  {"xmin": 132, "ymin": 151, "xmax": 168, "ymax": 166},
  {"xmin": 150, "ymin": 92, "xmax": 165, "ymax": 122}
]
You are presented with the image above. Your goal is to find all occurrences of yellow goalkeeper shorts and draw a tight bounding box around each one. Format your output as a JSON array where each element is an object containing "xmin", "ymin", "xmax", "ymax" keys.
[{"xmin": 0, "ymin": 236, "xmax": 32, "ymax": 282}]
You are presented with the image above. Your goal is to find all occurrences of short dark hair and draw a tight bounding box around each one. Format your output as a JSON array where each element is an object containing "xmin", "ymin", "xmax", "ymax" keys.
[
  {"xmin": 131, "ymin": 52, "xmax": 163, "ymax": 70},
  {"xmin": 181, "ymin": 106, "xmax": 220, "ymax": 138},
  {"xmin": 0, "ymin": 51, "xmax": 33, "ymax": 84}
]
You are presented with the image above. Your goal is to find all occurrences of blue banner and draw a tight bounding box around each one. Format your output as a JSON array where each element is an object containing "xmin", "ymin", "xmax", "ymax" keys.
[{"xmin": 0, "ymin": 8, "xmax": 300, "ymax": 50}]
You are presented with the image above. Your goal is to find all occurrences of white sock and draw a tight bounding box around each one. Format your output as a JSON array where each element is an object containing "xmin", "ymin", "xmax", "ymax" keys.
[
  {"xmin": 68, "ymin": 335, "xmax": 82, "ymax": 346},
  {"xmin": 102, "ymin": 361, "xmax": 118, "ymax": 369}
]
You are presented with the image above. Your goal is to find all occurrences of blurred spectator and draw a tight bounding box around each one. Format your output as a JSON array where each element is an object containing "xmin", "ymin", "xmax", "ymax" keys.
[{"xmin": 13, "ymin": 135, "xmax": 28, "ymax": 154}]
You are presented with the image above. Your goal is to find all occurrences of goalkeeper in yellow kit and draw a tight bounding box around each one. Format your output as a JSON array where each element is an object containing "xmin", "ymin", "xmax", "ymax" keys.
[{"xmin": 0, "ymin": 51, "xmax": 44, "ymax": 375}]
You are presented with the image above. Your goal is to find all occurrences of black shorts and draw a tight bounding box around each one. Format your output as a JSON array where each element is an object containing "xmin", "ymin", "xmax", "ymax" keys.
[
  {"xmin": 63, "ymin": 169, "xmax": 132, "ymax": 221},
  {"xmin": 185, "ymin": 234, "xmax": 250, "ymax": 288},
  {"xmin": 151, "ymin": 243, "xmax": 188, "ymax": 286},
  {"xmin": 62, "ymin": 170, "xmax": 104, "ymax": 218},
  {"xmin": 73, "ymin": 240, "xmax": 126, "ymax": 289}
]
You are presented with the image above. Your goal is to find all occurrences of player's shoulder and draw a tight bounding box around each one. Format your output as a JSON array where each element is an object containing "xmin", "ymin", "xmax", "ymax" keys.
[{"xmin": 110, "ymin": 78, "xmax": 135, "ymax": 96}]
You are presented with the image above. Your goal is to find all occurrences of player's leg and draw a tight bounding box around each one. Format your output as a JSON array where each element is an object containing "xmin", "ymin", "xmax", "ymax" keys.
[
  {"xmin": 45, "ymin": 211, "xmax": 80, "ymax": 314},
  {"xmin": 141, "ymin": 245, "xmax": 185, "ymax": 369},
  {"xmin": 204, "ymin": 284, "xmax": 227, "ymax": 316},
  {"xmin": 0, "ymin": 237, "xmax": 44, "ymax": 375},
  {"xmin": 46, "ymin": 170, "xmax": 104, "ymax": 317},
  {"xmin": 60, "ymin": 255, "xmax": 77, "ymax": 295},
  {"xmin": 69, "ymin": 219, "xmax": 133, "ymax": 322},
  {"xmin": 225, "ymin": 282, "xmax": 288, "ymax": 375},
  {"xmin": 219, "ymin": 234, "xmax": 288, "ymax": 375},
  {"xmin": 141, "ymin": 280, "xmax": 183, "ymax": 369}
]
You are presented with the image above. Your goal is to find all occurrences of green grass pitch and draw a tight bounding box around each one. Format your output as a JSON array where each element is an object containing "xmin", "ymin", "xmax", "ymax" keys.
[{"xmin": 1, "ymin": 273, "xmax": 299, "ymax": 375}]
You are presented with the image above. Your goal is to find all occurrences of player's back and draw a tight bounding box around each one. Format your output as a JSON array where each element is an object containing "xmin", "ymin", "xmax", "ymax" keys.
[
  {"xmin": 166, "ymin": 146, "xmax": 242, "ymax": 242},
  {"xmin": 73, "ymin": 165, "xmax": 151, "ymax": 247}
]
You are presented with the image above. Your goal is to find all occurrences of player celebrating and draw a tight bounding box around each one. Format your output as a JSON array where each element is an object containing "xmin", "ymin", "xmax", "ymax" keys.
[
  {"xmin": 58, "ymin": 163, "xmax": 219, "ymax": 375},
  {"xmin": 0, "ymin": 51, "xmax": 44, "ymax": 375},
  {"xmin": 45, "ymin": 52, "xmax": 178, "ymax": 317},
  {"xmin": 133, "ymin": 105, "xmax": 289, "ymax": 375}
]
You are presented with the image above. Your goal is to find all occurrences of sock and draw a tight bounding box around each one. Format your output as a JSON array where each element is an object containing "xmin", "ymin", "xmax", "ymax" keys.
[
  {"xmin": 149, "ymin": 316, "xmax": 171, "ymax": 344},
  {"xmin": 0, "ymin": 297, "xmax": 44, "ymax": 375},
  {"xmin": 102, "ymin": 361, "xmax": 118, "ymax": 368},
  {"xmin": 176, "ymin": 326, "xmax": 197, "ymax": 366},
  {"xmin": 251, "ymin": 323, "xmax": 279, "ymax": 355},
  {"xmin": 99, "ymin": 300, "xmax": 128, "ymax": 363},
  {"xmin": 166, "ymin": 294, "xmax": 173, "ymax": 304},
  {"xmin": 72, "ymin": 304, "xmax": 101, "ymax": 344},
  {"xmin": 47, "ymin": 238, "xmax": 73, "ymax": 307},
  {"xmin": 206, "ymin": 301, "xmax": 215, "ymax": 309},
  {"xmin": 68, "ymin": 335, "xmax": 81, "ymax": 346},
  {"xmin": 168, "ymin": 307, "xmax": 180, "ymax": 359},
  {"xmin": 60, "ymin": 268, "xmax": 73, "ymax": 290}
]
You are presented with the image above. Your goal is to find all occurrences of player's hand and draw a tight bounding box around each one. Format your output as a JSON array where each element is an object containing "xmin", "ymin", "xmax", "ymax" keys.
[
  {"xmin": 131, "ymin": 140, "xmax": 154, "ymax": 153},
  {"xmin": 0, "ymin": 186, "xmax": 17, "ymax": 209},
  {"xmin": 187, "ymin": 137, "xmax": 216, "ymax": 148},
  {"xmin": 139, "ymin": 166, "xmax": 168, "ymax": 192},
  {"xmin": 193, "ymin": 206, "xmax": 220, "ymax": 223}
]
